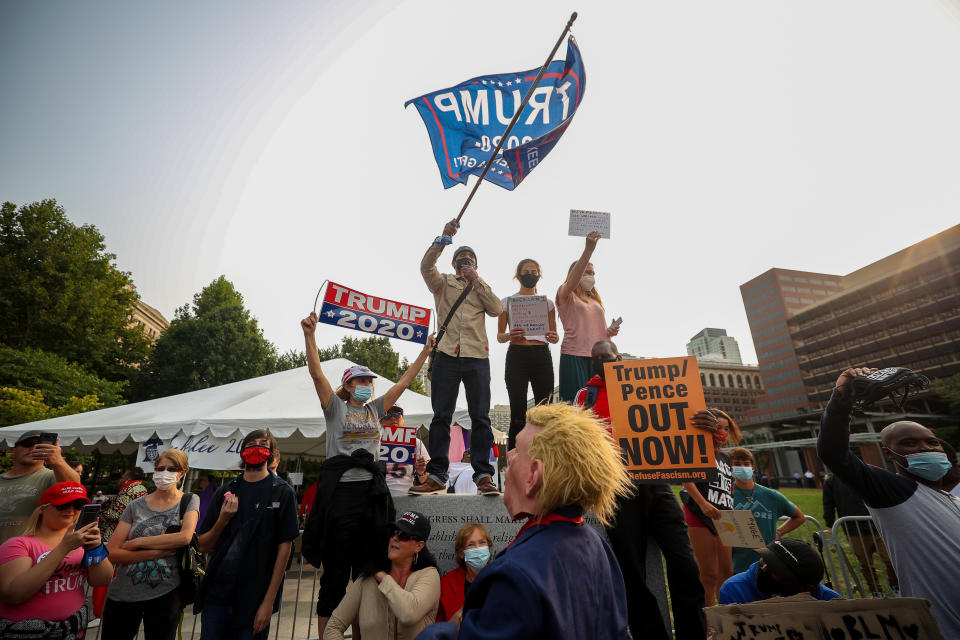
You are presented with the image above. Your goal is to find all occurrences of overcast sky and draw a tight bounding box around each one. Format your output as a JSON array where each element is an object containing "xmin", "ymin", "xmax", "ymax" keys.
[{"xmin": 2, "ymin": 0, "xmax": 959, "ymax": 406}]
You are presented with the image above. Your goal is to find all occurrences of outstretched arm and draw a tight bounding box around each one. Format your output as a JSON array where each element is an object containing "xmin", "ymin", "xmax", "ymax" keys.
[
  {"xmin": 422, "ymin": 219, "xmax": 458, "ymax": 294},
  {"xmin": 381, "ymin": 335, "xmax": 435, "ymax": 409},
  {"xmin": 303, "ymin": 312, "xmax": 334, "ymax": 409},
  {"xmin": 557, "ymin": 232, "xmax": 599, "ymax": 305}
]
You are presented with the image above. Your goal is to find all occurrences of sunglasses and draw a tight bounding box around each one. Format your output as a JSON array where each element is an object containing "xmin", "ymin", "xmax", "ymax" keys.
[
  {"xmin": 153, "ymin": 466, "xmax": 181, "ymax": 473},
  {"xmin": 392, "ymin": 530, "xmax": 422, "ymax": 543},
  {"xmin": 54, "ymin": 500, "xmax": 87, "ymax": 511}
]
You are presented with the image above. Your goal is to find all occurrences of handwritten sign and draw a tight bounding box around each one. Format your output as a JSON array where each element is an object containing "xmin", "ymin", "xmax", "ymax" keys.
[
  {"xmin": 319, "ymin": 281, "xmax": 432, "ymax": 344},
  {"xmin": 705, "ymin": 596, "xmax": 942, "ymax": 640},
  {"xmin": 604, "ymin": 356, "xmax": 714, "ymax": 483},
  {"xmin": 138, "ymin": 432, "xmax": 243, "ymax": 471},
  {"xmin": 717, "ymin": 510, "xmax": 766, "ymax": 549},
  {"xmin": 506, "ymin": 295, "xmax": 549, "ymax": 337},
  {"xmin": 568, "ymin": 209, "xmax": 611, "ymax": 239},
  {"xmin": 380, "ymin": 423, "xmax": 418, "ymax": 465}
]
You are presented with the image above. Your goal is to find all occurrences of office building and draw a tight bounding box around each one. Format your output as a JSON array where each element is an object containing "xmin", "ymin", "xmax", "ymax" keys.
[
  {"xmin": 697, "ymin": 357, "xmax": 763, "ymax": 426},
  {"xmin": 686, "ymin": 328, "xmax": 743, "ymax": 364}
]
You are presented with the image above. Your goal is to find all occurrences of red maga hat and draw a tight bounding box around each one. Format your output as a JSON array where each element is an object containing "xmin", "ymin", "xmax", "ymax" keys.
[{"xmin": 39, "ymin": 482, "xmax": 89, "ymax": 507}]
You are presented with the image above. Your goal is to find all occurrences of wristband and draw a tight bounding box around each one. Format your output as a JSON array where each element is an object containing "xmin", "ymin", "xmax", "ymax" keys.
[
  {"xmin": 433, "ymin": 235, "xmax": 453, "ymax": 246},
  {"xmin": 82, "ymin": 544, "xmax": 109, "ymax": 567}
]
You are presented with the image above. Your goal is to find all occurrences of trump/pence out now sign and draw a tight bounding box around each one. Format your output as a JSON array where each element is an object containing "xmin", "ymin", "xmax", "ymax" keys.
[{"xmin": 604, "ymin": 356, "xmax": 716, "ymax": 483}]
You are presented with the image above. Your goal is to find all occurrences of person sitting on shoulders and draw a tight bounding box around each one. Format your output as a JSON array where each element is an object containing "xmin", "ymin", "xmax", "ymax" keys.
[
  {"xmin": 718, "ymin": 538, "xmax": 841, "ymax": 604},
  {"xmin": 324, "ymin": 511, "xmax": 440, "ymax": 640},
  {"xmin": 436, "ymin": 524, "xmax": 493, "ymax": 623}
]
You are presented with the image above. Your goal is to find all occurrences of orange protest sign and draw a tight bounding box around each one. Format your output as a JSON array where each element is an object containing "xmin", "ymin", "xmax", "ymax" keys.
[{"xmin": 604, "ymin": 356, "xmax": 715, "ymax": 483}]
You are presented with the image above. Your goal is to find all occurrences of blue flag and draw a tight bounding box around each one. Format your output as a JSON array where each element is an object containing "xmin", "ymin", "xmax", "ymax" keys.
[{"xmin": 405, "ymin": 37, "xmax": 585, "ymax": 190}]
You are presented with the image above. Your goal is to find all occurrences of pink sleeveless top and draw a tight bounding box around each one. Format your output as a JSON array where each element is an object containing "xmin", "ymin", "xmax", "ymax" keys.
[{"xmin": 557, "ymin": 291, "xmax": 607, "ymax": 357}]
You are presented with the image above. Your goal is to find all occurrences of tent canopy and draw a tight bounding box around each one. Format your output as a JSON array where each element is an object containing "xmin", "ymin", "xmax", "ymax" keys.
[{"xmin": 0, "ymin": 358, "xmax": 463, "ymax": 458}]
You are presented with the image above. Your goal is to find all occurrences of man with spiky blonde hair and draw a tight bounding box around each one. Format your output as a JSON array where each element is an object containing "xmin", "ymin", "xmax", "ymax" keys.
[{"xmin": 416, "ymin": 404, "xmax": 633, "ymax": 640}]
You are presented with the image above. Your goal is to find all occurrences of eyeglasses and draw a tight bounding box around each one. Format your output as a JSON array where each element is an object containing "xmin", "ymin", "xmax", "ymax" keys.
[
  {"xmin": 54, "ymin": 500, "xmax": 86, "ymax": 511},
  {"xmin": 16, "ymin": 438, "xmax": 40, "ymax": 448},
  {"xmin": 153, "ymin": 466, "xmax": 181, "ymax": 472},
  {"xmin": 392, "ymin": 531, "xmax": 422, "ymax": 543}
]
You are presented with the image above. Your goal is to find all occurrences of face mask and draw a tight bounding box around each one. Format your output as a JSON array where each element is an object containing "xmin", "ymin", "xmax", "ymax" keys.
[
  {"xmin": 152, "ymin": 470, "xmax": 179, "ymax": 490},
  {"xmin": 518, "ymin": 273, "xmax": 540, "ymax": 288},
  {"xmin": 464, "ymin": 545, "xmax": 490, "ymax": 571},
  {"xmin": 732, "ymin": 466, "xmax": 754, "ymax": 482},
  {"xmin": 580, "ymin": 275, "xmax": 595, "ymax": 291},
  {"xmin": 592, "ymin": 357, "xmax": 617, "ymax": 379},
  {"xmin": 352, "ymin": 385, "xmax": 373, "ymax": 403},
  {"xmin": 893, "ymin": 451, "xmax": 953, "ymax": 481},
  {"xmin": 241, "ymin": 444, "xmax": 271, "ymax": 466}
]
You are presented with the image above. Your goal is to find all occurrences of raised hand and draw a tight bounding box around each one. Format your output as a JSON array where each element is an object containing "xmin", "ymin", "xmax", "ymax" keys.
[{"xmin": 301, "ymin": 312, "xmax": 318, "ymax": 336}]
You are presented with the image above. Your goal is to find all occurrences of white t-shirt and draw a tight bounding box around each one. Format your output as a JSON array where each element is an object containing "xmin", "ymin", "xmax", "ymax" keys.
[
  {"xmin": 385, "ymin": 439, "xmax": 429, "ymax": 497},
  {"xmin": 501, "ymin": 293, "xmax": 556, "ymax": 344}
]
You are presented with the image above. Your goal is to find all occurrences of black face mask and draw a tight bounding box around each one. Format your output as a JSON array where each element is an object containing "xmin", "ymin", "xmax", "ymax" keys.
[
  {"xmin": 518, "ymin": 273, "xmax": 540, "ymax": 288},
  {"xmin": 756, "ymin": 567, "xmax": 797, "ymax": 597},
  {"xmin": 592, "ymin": 357, "xmax": 617, "ymax": 379}
]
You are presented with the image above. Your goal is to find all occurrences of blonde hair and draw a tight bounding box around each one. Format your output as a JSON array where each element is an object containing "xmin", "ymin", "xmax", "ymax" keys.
[
  {"xmin": 21, "ymin": 504, "xmax": 47, "ymax": 537},
  {"xmin": 564, "ymin": 262, "xmax": 603, "ymax": 308},
  {"xmin": 709, "ymin": 408, "xmax": 743, "ymax": 445},
  {"xmin": 158, "ymin": 449, "xmax": 190, "ymax": 475},
  {"xmin": 525, "ymin": 404, "xmax": 632, "ymax": 526},
  {"xmin": 454, "ymin": 523, "xmax": 493, "ymax": 569}
]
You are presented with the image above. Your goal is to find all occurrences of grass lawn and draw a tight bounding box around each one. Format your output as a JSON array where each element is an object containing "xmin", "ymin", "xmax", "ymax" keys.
[{"xmin": 670, "ymin": 485, "xmax": 826, "ymax": 526}]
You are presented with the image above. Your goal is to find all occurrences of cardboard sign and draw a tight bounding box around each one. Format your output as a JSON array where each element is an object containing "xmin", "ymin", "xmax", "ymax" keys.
[
  {"xmin": 506, "ymin": 295, "xmax": 549, "ymax": 336},
  {"xmin": 319, "ymin": 281, "xmax": 432, "ymax": 344},
  {"xmin": 705, "ymin": 596, "xmax": 942, "ymax": 640},
  {"xmin": 605, "ymin": 356, "xmax": 714, "ymax": 483},
  {"xmin": 380, "ymin": 423, "xmax": 418, "ymax": 465},
  {"xmin": 717, "ymin": 510, "xmax": 766, "ymax": 549},
  {"xmin": 568, "ymin": 209, "xmax": 611, "ymax": 238},
  {"xmin": 286, "ymin": 472, "xmax": 304, "ymax": 486}
]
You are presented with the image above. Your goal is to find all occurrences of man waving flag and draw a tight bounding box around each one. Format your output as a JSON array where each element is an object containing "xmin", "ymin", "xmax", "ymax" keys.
[{"xmin": 405, "ymin": 37, "xmax": 585, "ymax": 191}]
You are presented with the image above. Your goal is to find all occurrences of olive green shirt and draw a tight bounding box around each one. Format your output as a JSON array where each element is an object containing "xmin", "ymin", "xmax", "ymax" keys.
[{"xmin": 0, "ymin": 467, "xmax": 55, "ymax": 544}]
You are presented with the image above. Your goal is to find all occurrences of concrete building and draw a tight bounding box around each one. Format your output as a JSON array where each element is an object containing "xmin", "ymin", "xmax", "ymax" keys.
[
  {"xmin": 131, "ymin": 299, "xmax": 169, "ymax": 342},
  {"xmin": 686, "ymin": 328, "xmax": 743, "ymax": 364},
  {"xmin": 697, "ymin": 357, "xmax": 764, "ymax": 427}
]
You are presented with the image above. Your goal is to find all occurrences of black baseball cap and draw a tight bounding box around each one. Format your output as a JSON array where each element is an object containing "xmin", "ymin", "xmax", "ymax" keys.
[
  {"xmin": 392, "ymin": 510, "xmax": 431, "ymax": 541},
  {"xmin": 15, "ymin": 430, "xmax": 44, "ymax": 446},
  {"xmin": 453, "ymin": 246, "xmax": 477, "ymax": 265},
  {"xmin": 758, "ymin": 538, "xmax": 824, "ymax": 586}
]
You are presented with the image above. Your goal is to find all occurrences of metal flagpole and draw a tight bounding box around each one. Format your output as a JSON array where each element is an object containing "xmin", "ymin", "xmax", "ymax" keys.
[{"xmin": 454, "ymin": 11, "xmax": 578, "ymax": 224}]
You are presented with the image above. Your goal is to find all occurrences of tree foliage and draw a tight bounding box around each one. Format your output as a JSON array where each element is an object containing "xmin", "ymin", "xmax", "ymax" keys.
[
  {"xmin": 318, "ymin": 335, "xmax": 426, "ymax": 394},
  {"xmin": 130, "ymin": 276, "xmax": 278, "ymax": 400},
  {"xmin": 0, "ymin": 387, "xmax": 103, "ymax": 428},
  {"xmin": 274, "ymin": 349, "xmax": 307, "ymax": 371},
  {"xmin": 0, "ymin": 200, "xmax": 151, "ymax": 381},
  {"xmin": 0, "ymin": 344, "xmax": 126, "ymax": 409},
  {"xmin": 930, "ymin": 373, "xmax": 960, "ymax": 414}
]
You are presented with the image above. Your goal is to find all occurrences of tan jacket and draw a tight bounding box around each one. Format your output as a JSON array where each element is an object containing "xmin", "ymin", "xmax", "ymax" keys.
[
  {"xmin": 421, "ymin": 244, "xmax": 502, "ymax": 359},
  {"xmin": 324, "ymin": 567, "xmax": 441, "ymax": 640}
]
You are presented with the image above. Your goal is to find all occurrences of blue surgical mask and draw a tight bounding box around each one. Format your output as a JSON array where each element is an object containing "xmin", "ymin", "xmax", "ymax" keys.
[
  {"xmin": 732, "ymin": 466, "xmax": 754, "ymax": 481},
  {"xmin": 351, "ymin": 385, "xmax": 373, "ymax": 403},
  {"xmin": 900, "ymin": 451, "xmax": 952, "ymax": 481},
  {"xmin": 464, "ymin": 546, "xmax": 490, "ymax": 571}
]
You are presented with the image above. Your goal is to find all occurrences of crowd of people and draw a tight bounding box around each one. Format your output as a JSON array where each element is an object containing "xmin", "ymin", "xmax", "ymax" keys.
[{"xmin": 2, "ymin": 217, "xmax": 959, "ymax": 639}]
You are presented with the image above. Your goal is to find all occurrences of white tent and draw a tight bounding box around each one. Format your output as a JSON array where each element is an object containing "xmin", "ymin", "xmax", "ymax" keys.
[{"xmin": 0, "ymin": 358, "xmax": 462, "ymax": 461}]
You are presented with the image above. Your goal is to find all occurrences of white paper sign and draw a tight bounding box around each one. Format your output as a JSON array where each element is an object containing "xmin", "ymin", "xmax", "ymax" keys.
[
  {"xmin": 717, "ymin": 510, "xmax": 767, "ymax": 549},
  {"xmin": 287, "ymin": 472, "xmax": 304, "ymax": 486},
  {"xmin": 507, "ymin": 295, "xmax": 549, "ymax": 337},
  {"xmin": 137, "ymin": 432, "xmax": 243, "ymax": 471},
  {"xmin": 568, "ymin": 209, "xmax": 611, "ymax": 239}
]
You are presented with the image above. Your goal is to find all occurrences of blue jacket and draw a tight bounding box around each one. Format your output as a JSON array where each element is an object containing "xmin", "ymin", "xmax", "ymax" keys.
[
  {"xmin": 718, "ymin": 562, "xmax": 842, "ymax": 605},
  {"xmin": 416, "ymin": 506, "xmax": 630, "ymax": 640}
]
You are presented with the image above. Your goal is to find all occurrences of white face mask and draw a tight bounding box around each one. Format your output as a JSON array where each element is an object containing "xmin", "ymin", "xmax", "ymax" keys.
[
  {"xmin": 580, "ymin": 275, "xmax": 595, "ymax": 291},
  {"xmin": 152, "ymin": 470, "xmax": 179, "ymax": 490}
]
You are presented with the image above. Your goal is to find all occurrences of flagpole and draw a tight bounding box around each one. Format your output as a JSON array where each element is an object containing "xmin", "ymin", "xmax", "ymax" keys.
[{"xmin": 454, "ymin": 11, "xmax": 578, "ymax": 224}]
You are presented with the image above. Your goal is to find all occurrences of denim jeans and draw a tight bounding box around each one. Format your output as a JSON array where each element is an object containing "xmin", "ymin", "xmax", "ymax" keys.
[
  {"xmin": 426, "ymin": 352, "xmax": 494, "ymax": 484},
  {"xmin": 200, "ymin": 602, "xmax": 269, "ymax": 640}
]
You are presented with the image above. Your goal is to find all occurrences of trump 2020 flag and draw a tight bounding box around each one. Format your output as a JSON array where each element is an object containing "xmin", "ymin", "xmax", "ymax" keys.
[{"xmin": 405, "ymin": 37, "xmax": 584, "ymax": 191}]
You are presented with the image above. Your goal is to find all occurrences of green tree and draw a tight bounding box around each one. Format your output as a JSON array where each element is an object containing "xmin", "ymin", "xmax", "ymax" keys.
[
  {"xmin": 0, "ymin": 200, "xmax": 151, "ymax": 381},
  {"xmin": 130, "ymin": 276, "xmax": 278, "ymax": 400},
  {"xmin": 317, "ymin": 335, "xmax": 426, "ymax": 394},
  {"xmin": 0, "ymin": 387, "xmax": 103, "ymax": 427},
  {"xmin": 0, "ymin": 345, "xmax": 126, "ymax": 409},
  {"xmin": 274, "ymin": 349, "xmax": 307, "ymax": 371},
  {"xmin": 930, "ymin": 373, "xmax": 960, "ymax": 414}
]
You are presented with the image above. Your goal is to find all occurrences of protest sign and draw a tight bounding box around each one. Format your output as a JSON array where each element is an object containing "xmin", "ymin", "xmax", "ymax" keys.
[
  {"xmin": 138, "ymin": 432, "xmax": 242, "ymax": 471},
  {"xmin": 380, "ymin": 422, "xmax": 418, "ymax": 466},
  {"xmin": 318, "ymin": 281, "xmax": 431, "ymax": 344},
  {"xmin": 717, "ymin": 510, "xmax": 766, "ymax": 549},
  {"xmin": 604, "ymin": 356, "xmax": 714, "ymax": 483},
  {"xmin": 568, "ymin": 209, "xmax": 611, "ymax": 238},
  {"xmin": 705, "ymin": 596, "xmax": 942, "ymax": 640},
  {"xmin": 506, "ymin": 295, "xmax": 549, "ymax": 336}
]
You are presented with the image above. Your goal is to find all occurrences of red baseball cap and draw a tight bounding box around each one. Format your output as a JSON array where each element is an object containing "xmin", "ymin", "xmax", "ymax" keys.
[{"xmin": 39, "ymin": 482, "xmax": 89, "ymax": 507}]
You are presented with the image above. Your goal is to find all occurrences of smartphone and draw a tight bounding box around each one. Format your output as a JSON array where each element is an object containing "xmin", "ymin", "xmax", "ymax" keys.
[
  {"xmin": 37, "ymin": 432, "xmax": 58, "ymax": 445},
  {"xmin": 75, "ymin": 504, "xmax": 101, "ymax": 530},
  {"xmin": 610, "ymin": 317, "xmax": 623, "ymax": 329}
]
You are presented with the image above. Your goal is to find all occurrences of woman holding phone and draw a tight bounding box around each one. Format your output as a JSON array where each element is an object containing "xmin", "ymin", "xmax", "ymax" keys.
[
  {"xmin": 0, "ymin": 482, "xmax": 113, "ymax": 638},
  {"xmin": 102, "ymin": 449, "xmax": 198, "ymax": 640},
  {"xmin": 556, "ymin": 232, "xmax": 619, "ymax": 401}
]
